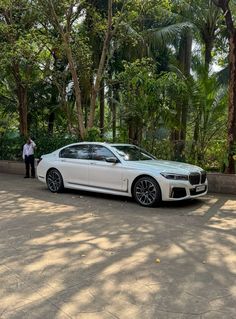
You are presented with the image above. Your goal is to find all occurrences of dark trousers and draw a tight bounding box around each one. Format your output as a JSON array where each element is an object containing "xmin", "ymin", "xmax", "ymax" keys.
[{"xmin": 25, "ymin": 155, "xmax": 35, "ymax": 177}]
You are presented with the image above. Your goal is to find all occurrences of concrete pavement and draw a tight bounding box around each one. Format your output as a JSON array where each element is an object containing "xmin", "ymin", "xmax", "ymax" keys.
[{"xmin": 0, "ymin": 173, "xmax": 236, "ymax": 319}]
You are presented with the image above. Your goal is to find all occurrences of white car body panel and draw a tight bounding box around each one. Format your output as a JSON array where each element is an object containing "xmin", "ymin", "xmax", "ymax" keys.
[
  {"xmin": 87, "ymin": 160, "xmax": 127, "ymax": 192},
  {"xmin": 37, "ymin": 142, "xmax": 208, "ymax": 204},
  {"xmin": 57, "ymin": 158, "xmax": 89, "ymax": 186}
]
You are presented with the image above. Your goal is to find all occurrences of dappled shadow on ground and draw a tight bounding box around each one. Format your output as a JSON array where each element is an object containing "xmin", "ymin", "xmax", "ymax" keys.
[{"xmin": 0, "ymin": 174, "xmax": 236, "ymax": 318}]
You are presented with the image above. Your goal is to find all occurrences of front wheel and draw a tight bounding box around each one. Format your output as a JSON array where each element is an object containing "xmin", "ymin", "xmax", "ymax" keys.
[
  {"xmin": 133, "ymin": 176, "xmax": 161, "ymax": 207},
  {"xmin": 46, "ymin": 169, "xmax": 64, "ymax": 193}
]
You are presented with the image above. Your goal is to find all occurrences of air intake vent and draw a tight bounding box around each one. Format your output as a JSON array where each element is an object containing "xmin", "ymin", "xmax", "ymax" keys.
[{"xmin": 172, "ymin": 187, "xmax": 187, "ymax": 198}]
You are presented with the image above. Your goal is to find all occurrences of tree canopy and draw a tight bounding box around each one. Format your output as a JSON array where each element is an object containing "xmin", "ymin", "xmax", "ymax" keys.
[{"xmin": 0, "ymin": 0, "xmax": 235, "ymax": 172}]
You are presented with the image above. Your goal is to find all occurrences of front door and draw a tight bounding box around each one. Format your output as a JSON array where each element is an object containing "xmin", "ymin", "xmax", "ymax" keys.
[{"xmin": 88, "ymin": 145, "xmax": 127, "ymax": 192}]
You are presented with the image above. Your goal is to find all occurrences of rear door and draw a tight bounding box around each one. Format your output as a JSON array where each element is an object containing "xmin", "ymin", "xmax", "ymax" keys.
[{"xmin": 58, "ymin": 144, "xmax": 90, "ymax": 186}]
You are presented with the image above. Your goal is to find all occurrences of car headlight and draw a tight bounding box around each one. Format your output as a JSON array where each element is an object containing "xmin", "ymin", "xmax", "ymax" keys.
[{"xmin": 161, "ymin": 173, "xmax": 189, "ymax": 181}]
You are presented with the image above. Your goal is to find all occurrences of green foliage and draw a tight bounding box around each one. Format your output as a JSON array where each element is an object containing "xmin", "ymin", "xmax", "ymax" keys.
[
  {"xmin": 0, "ymin": 0, "xmax": 231, "ymax": 172},
  {"xmin": 0, "ymin": 134, "xmax": 78, "ymax": 160},
  {"xmin": 33, "ymin": 134, "xmax": 78, "ymax": 158},
  {"xmin": 0, "ymin": 135, "xmax": 25, "ymax": 160},
  {"xmin": 117, "ymin": 58, "xmax": 188, "ymax": 140},
  {"xmin": 142, "ymin": 138, "xmax": 227, "ymax": 172},
  {"xmin": 188, "ymin": 57, "xmax": 227, "ymax": 163},
  {"xmin": 118, "ymin": 58, "xmax": 157, "ymax": 120},
  {"xmin": 85, "ymin": 127, "xmax": 101, "ymax": 142},
  {"xmin": 142, "ymin": 139, "xmax": 174, "ymax": 160}
]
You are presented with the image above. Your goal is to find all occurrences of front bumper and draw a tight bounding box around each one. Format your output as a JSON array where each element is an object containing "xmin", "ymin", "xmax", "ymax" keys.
[{"xmin": 160, "ymin": 179, "xmax": 208, "ymax": 201}]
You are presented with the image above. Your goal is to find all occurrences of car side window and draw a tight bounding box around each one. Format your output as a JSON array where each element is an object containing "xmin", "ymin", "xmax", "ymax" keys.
[
  {"xmin": 75, "ymin": 145, "xmax": 90, "ymax": 159},
  {"xmin": 59, "ymin": 145, "xmax": 90, "ymax": 159},
  {"xmin": 59, "ymin": 146, "xmax": 77, "ymax": 159},
  {"xmin": 91, "ymin": 145, "xmax": 116, "ymax": 161}
]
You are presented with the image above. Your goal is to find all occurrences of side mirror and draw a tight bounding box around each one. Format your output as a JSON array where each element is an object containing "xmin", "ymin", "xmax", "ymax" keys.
[{"xmin": 105, "ymin": 157, "xmax": 119, "ymax": 163}]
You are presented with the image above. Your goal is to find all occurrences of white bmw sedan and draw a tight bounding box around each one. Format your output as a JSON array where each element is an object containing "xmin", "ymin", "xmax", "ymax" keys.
[{"xmin": 37, "ymin": 142, "xmax": 208, "ymax": 207}]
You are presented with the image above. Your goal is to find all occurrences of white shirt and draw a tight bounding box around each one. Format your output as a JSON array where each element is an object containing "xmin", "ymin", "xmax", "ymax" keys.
[{"xmin": 22, "ymin": 140, "xmax": 36, "ymax": 159}]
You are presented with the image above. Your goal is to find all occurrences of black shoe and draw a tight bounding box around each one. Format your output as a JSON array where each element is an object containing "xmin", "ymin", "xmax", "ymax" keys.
[
  {"xmin": 31, "ymin": 176, "xmax": 35, "ymax": 178},
  {"xmin": 24, "ymin": 176, "xmax": 29, "ymax": 178}
]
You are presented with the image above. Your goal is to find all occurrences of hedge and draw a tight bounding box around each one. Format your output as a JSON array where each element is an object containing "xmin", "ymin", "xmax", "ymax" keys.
[{"xmin": 0, "ymin": 134, "xmax": 78, "ymax": 160}]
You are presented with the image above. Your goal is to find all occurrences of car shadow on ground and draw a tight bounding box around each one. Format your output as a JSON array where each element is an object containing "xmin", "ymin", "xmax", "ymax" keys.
[{"xmin": 49, "ymin": 186, "xmax": 204, "ymax": 209}]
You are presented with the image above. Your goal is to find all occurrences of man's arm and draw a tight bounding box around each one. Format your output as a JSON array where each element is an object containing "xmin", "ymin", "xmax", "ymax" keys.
[{"xmin": 30, "ymin": 139, "xmax": 36, "ymax": 149}]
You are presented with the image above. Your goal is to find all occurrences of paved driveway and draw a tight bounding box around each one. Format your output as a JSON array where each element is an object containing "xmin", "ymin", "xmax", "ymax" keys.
[{"xmin": 0, "ymin": 173, "xmax": 236, "ymax": 319}]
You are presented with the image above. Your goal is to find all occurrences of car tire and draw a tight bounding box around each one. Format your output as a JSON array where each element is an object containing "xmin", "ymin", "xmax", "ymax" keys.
[
  {"xmin": 133, "ymin": 176, "xmax": 161, "ymax": 207},
  {"xmin": 46, "ymin": 169, "xmax": 64, "ymax": 193}
]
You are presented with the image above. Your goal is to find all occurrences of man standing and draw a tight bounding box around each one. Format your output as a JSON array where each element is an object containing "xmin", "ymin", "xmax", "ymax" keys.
[{"xmin": 22, "ymin": 137, "xmax": 36, "ymax": 178}]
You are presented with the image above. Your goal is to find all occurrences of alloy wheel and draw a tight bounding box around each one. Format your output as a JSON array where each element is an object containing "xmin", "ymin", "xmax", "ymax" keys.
[
  {"xmin": 46, "ymin": 169, "xmax": 63, "ymax": 193},
  {"xmin": 133, "ymin": 177, "xmax": 161, "ymax": 207}
]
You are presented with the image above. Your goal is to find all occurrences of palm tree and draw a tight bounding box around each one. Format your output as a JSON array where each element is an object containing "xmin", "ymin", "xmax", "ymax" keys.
[
  {"xmin": 212, "ymin": 0, "xmax": 236, "ymax": 173},
  {"xmin": 189, "ymin": 56, "xmax": 227, "ymax": 163},
  {"xmin": 109, "ymin": 1, "xmax": 193, "ymax": 145},
  {"xmin": 164, "ymin": 0, "xmax": 223, "ymax": 161}
]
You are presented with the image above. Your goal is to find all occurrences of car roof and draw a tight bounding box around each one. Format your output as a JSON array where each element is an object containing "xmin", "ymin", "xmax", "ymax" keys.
[
  {"xmin": 53, "ymin": 142, "xmax": 135, "ymax": 152},
  {"xmin": 61, "ymin": 142, "xmax": 134, "ymax": 147}
]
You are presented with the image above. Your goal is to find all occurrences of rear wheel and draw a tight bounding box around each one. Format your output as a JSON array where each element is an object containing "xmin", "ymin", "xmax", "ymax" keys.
[
  {"xmin": 133, "ymin": 176, "xmax": 161, "ymax": 207},
  {"xmin": 46, "ymin": 169, "xmax": 64, "ymax": 193}
]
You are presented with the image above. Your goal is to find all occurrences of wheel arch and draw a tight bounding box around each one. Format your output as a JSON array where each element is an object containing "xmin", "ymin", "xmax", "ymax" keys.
[{"xmin": 46, "ymin": 167, "xmax": 61, "ymax": 177}]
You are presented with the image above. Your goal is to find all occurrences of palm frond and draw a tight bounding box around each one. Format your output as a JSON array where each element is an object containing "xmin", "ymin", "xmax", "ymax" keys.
[
  {"xmin": 168, "ymin": 64, "xmax": 186, "ymax": 80},
  {"xmin": 212, "ymin": 86, "xmax": 227, "ymax": 110},
  {"xmin": 146, "ymin": 22, "xmax": 194, "ymax": 49},
  {"xmin": 216, "ymin": 66, "xmax": 229, "ymax": 86}
]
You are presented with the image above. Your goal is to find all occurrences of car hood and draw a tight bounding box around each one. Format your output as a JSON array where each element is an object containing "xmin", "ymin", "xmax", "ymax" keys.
[{"xmin": 125, "ymin": 160, "xmax": 203, "ymax": 174}]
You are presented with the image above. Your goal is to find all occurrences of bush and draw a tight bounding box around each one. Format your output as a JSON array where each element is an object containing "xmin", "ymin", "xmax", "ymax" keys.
[
  {"xmin": 142, "ymin": 139, "xmax": 226, "ymax": 172},
  {"xmin": 0, "ymin": 135, "xmax": 25, "ymax": 160},
  {"xmin": 0, "ymin": 134, "xmax": 78, "ymax": 160},
  {"xmin": 34, "ymin": 135, "xmax": 78, "ymax": 158},
  {"xmin": 0, "ymin": 133, "xmax": 226, "ymax": 172}
]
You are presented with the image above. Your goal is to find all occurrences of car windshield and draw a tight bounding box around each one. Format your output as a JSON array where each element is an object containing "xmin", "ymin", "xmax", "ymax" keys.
[{"xmin": 113, "ymin": 145, "xmax": 156, "ymax": 161}]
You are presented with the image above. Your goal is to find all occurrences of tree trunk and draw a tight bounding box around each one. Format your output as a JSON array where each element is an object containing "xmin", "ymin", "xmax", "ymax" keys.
[
  {"xmin": 173, "ymin": 31, "xmax": 192, "ymax": 160},
  {"xmin": 128, "ymin": 120, "xmax": 135, "ymax": 144},
  {"xmin": 112, "ymin": 100, "xmax": 116, "ymax": 142},
  {"xmin": 88, "ymin": 0, "xmax": 112, "ymax": 129},
  {"xmin": 128, "ymin": 118, "xmax": 142, "ymax": 145},
  {"xmin": 17, "ymin": 85, "xmax": 28, "ymax": 137},
  {"xmin": 48, "ymin": 0, "xmax": 125, "ymax": 139},
  {"xmin": 12, "ymin": 61, "xmax": 28, "ymax": 137},
  {"xmin": 48, "ymin": 84, "xmax": 57, "ymax": 134},
  {"xmin": 226, "ymin": 30, "xmax": 236, "ymax": 173},
  {"xmin": 108, "ymin": 80, "xmax": 117, "ymax": 142},
  {"xmin": 204, "ymin": 36, "xmax": 214, "ymax": 69},
  {"xmin": 48, "ymin": 111, "xmax": 55, "ymax": 134},
  {"xmin": 48, "ymin": 1, "xmax": 86, "ymax": 139},
  {"xmin": 213, "ymin": 0, "xmax": 236, "ymax": 173},
  {"xmin": 180, "ymin": 31, "xmax": 192, "ymax": 143},
  {"xmin": 99, "ymin": 79, "xmax": 105, "ymax": 138},
  {"xmin": 191, "ymin": 115, "xmax": 200, "ymax": 161},
  {"xmin": 63, "ymin": 38, "xmax": 86, "ymax": 139}
]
